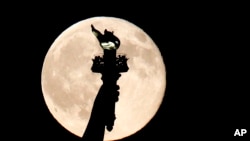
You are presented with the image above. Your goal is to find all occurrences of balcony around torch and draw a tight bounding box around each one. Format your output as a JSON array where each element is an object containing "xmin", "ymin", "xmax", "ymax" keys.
[{"xmin": 91, "ymin": 54, "xmax": 129, "ymax": 73}]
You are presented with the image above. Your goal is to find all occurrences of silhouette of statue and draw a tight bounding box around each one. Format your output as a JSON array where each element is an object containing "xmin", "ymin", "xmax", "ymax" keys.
[{"xmin": 81, "ymin": 25, "xmax": 129, "ymax": 141}]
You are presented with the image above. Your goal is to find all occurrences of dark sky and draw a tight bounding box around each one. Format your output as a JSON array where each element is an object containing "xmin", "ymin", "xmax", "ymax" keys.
[{"xmin": 4, "ymin": 3, "xmax": 248, "ymax": 140}]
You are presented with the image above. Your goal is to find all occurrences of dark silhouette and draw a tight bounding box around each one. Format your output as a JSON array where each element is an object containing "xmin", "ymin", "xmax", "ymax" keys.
[
  {"xmin": 81, "ymin": 25, "xmax": 129, "ymax": 141},
  {"xmin": 91, "ymin": 24, "xmax": 120, "ymax": 50}
]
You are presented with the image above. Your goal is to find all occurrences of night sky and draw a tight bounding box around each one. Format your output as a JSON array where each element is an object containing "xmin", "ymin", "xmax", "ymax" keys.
[{"xmin": 4, "ymin": 4, "xmax": 248, "ymax": 140}]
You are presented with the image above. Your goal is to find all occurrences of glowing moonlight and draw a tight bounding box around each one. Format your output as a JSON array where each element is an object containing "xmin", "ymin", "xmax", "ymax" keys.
[{"xmin": 41, "ymin": 16, "xmax": 166, "ymax": 141}]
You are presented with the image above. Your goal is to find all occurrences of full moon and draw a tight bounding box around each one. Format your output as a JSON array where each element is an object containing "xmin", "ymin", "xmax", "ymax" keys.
[{"xmin": 41, "ymin": 16, "xmax": 166, "ymax": 141}]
